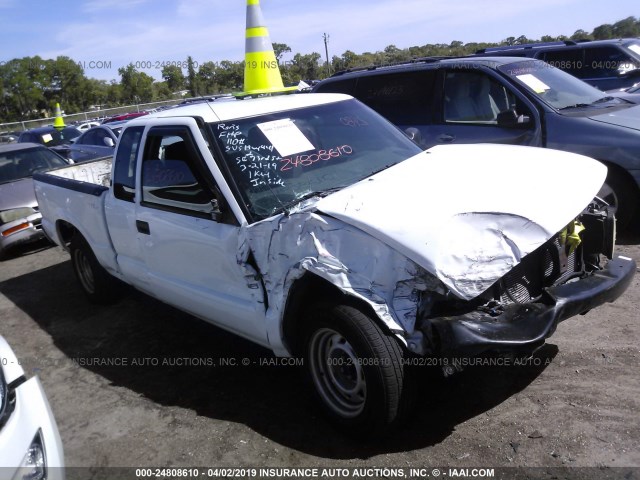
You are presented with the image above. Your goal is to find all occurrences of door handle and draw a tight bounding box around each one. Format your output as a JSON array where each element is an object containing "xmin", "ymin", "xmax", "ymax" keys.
[
  {"xmin": 438, "ymin": 133, "xmax": 455, "ymax": 143},
  {"xmin": 136, "ymin": 220, "xmax": 150, "ymax": 235}
]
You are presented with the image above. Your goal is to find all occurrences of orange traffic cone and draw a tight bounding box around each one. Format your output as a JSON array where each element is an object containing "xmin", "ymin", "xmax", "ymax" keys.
[
  {"xmin": 242, "ymin": 0, "xmax": 297, "ymax": 95},
  {"xmin": 52, "ymin": 103, "xmax": 65, "ymax": 129}
]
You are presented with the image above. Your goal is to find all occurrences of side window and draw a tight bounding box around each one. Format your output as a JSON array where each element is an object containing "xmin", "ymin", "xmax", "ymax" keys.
[
  {"xmin": 353, "ymin": 71, "xmax": 435, "ymax": 124},
  {"xmin": 94, "ymin": 129, "xmax": 110, "ymax": 146},
  {"xmin": 140, "ymin": 128, "xmax": 216, "ymax": 217},
  {"xmin": 583, "ymin": 47, "xmax": 638, "ymax": 79},
  {"xmin": 540, "ymin": 49, "xmax": 584, "ymax": 76},
  {"xmin": 315, "ymin": 78, "xmax": 357, "ymax": 96},
  {"xmin": 113, "ymin": 126, "xmax": 144, "ymax": 202},
  {"xmin": 78, "ymin": 130, "xmax": 94, "ymax": 145},
  {"xmin": 444, "ymin": 71, "xmax": 503, "ymax": 124}
]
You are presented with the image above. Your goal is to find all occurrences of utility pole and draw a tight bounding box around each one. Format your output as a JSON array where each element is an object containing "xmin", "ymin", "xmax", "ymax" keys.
[{"xmin": 323, "ymin": 33, "xmax": 331, "ymax": 77}]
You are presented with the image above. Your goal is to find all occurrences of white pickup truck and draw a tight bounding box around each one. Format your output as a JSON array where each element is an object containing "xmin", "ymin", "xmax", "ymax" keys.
[{"xmin": 33, "ymin": 93, "xmax": 635, "ymax": 434}]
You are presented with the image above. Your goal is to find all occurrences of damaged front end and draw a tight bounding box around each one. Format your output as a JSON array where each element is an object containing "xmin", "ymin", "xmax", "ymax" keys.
[{"xmin": 414, "ymin": 198, "xmax": 635, "ymax": 359}]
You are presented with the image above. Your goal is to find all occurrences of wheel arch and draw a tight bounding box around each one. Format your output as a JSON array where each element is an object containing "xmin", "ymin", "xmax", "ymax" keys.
[
  {"xmin": 281, "ymin": 271, "xmax": 404, "ymax": 356},
  {"xmin": 55, "ymin": 219, "xmax": 83, "ymax": 250},
  {"xmin": 596, "ymin": 160, "xmax": 639, "ymax": 227}
]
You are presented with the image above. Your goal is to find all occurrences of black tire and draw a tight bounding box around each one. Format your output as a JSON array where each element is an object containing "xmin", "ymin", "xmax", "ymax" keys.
[
  {"xmin": 69, "ymin": 235, "xmax": 122, "ymax": 304},
  {"xmin": 301, "ymin": 303, "xmax": 409, "ymax": 435},
  {"xmin": 597, "ymin": 169, "xmax": 637, "ymax": 232}
]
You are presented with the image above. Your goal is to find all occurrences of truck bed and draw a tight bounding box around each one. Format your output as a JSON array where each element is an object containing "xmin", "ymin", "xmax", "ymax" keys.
[
  {"xmin": 34, "ymin": 157, "xmax": 112, "ymax": 196},
  {"xmin": 33, "ymin": 156, "xmax": 118, "ymax": 272}
]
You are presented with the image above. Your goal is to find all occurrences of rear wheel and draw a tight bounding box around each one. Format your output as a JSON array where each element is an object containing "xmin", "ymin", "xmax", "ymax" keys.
[
  {"xmin": 70, "ymin": 235, "xmax": 122, "ymax": 304},
  {"xmin": 302, "ymin": 303, "xmax": 409, "ymax": 435}
]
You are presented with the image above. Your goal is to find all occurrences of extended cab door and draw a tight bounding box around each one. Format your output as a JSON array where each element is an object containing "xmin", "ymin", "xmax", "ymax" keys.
[
  {"xmin": 108, "ymin": 118, "xmax": 268, "ymax": 346},
  {"xmin": 427, "ymin": 68, "xmax": 542, "ymax": 147}
]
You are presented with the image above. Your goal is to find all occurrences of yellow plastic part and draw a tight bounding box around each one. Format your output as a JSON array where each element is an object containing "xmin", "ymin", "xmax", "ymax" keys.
[
  {"xmin": 52, "ymin": 103, "xmax": 65, "ymax": 129},
  {"xmin": 241, "ymin": 0, "xmax": 296, "ymax": 96}
]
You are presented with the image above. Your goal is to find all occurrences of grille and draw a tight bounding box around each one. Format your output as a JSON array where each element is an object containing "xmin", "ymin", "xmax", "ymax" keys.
[{"xmin": 499, "ymin": 236, "xmax": 581, "ymax": 305}]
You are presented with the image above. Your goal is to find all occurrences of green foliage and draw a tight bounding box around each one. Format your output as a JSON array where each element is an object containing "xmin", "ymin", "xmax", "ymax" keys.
[
  {"xmin": 1, "ymin": 16, "xmax": 639, "ymax": 123},
  {"xmin": 118, "ymin": 64, "xmax": 155, "ymax": 103},
  {"xmin": 161, "ymin": 65, "xmax": 186, "ymax": 92}
]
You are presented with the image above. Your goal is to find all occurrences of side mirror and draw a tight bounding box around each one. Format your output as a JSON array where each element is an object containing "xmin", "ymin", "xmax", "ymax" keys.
[
  {"xmin": 497, "ymin": 109, "xmax": 531, "ymax": 128},
  {"xmin": 103, "ymin": 137, "xmax": 115, "ymax": 148}
]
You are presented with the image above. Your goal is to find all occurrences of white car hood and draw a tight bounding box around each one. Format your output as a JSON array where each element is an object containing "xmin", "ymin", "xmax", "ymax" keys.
[{"xmin": 316, "ymin": 144, "xmax": 607, "ymax": 300}]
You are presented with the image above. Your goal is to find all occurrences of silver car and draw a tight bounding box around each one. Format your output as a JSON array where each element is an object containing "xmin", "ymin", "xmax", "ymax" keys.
[{"xmin": 0, "ymin": 143, "xmax": 68, "ymax": 257}]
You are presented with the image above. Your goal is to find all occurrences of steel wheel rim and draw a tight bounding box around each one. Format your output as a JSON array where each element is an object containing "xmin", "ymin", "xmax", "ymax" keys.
[
  {"xmin": 74, "ymin": 249, "xmax": 95, "ymax": 294},
  {"xmin": 309, "ymin": 327, "xmax": 366, "ymax": 418}
]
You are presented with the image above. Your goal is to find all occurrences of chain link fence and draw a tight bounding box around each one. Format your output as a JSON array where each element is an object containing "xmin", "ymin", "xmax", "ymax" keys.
[{"xmin": 0, "ymin": 99, "xmax": 186, "ymax": 133}]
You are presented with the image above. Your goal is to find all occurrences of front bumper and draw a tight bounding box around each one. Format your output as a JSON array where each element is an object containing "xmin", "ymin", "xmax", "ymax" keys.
[
  {"xmin": 0, "ymin": 213, "xmax": 45, "ymax": 254},
  {"xmin": 425, "ymin": 255, "xmax": 636, "ymax": 357}
]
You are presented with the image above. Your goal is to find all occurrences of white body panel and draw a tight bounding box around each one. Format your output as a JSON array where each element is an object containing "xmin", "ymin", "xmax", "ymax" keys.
[
  {"xmin": 32, "ymin": 94, "xmax": 608, "ymax": 356},
  {"xmin": 0, "ymin": 336, "xmax": 65, "ymax": 478},
  {"xmin": 316, "ymin": 144, "xmax": 607, "ymax": 299}
]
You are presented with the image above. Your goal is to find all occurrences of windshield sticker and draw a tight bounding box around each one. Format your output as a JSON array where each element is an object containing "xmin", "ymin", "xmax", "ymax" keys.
[
  {"xmin": 516, "ymin": 74, "xmax": 551, "ymax": 94},
  {"xmin": 628, "ymin": 44, "xmax": 640, "ymax": 55},
  {"xmin": 257, "ymin": 119, "xmax": 314, "ymax": 157},
  {"xmin": 41, "ymin": 133, "xmax": 53, "ymax": 144}
]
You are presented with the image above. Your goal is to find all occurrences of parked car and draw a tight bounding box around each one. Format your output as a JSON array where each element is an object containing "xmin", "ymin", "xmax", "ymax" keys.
[
  {"xmin": 0, "ymin": 132, "xmax": 19, "ymax": 144},
  {"xmin": 0, "ymin": 143, "xmax": 68, "ymax": 257},
  {"xmin": 17, "ymin": 126, "xmax": 81, "ymax": 147},
  {"xmin": 75, "ymin": 121, "xmax": 100, "ymax": 132},
  {"xmin": 101, "ymin": 111, "xmax": 148, "ymax": 124},
  {"xmin": 33, "ymin": 94, "xmax": 635, "ymax": 434},
  {"xmin": 54, "ymin": 122, "xmax": 126, "ymax": 163},
  {"xmin": 0, "ymin": 335, "xmax": 65, "ymax": 479},
  {"xmin": 473, "ymin": 38, "xmax": 640, "ymax": 91},
  {"xmin": 313, "ymin": 56, "xmax": 640, "ymax": 229}
]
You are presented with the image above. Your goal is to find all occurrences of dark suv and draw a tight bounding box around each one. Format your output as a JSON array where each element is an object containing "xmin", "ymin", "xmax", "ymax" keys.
[
  {"xmin": 313, "ymin": 57, "xmax": 640, "ymax": 229},
  {"xmin": 474, "ymin": 39, "xmax": 640, "ymax": 91}
]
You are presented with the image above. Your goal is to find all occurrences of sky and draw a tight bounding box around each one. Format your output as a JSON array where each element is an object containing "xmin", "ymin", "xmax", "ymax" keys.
[{"xmin": 0, "ymin": 0, "xmax": 638, "ymax": 82}]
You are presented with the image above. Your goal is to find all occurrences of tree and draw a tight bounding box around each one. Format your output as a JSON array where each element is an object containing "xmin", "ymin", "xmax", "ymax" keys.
[
  {"xmin": 288, "ymin": 53, "xmax": 322, "ymax": 82},
  {"xmin": 592, "ymin": 24, "xmax": 614, "ymax": 40},
  {"xmin": 161, "ymin": 65, "xmax": 185, "ymax": 92},
  {"xmin": 215, "ymin": 60, "xmax": 243, "ymax": 92},
  {"xmin": 118, "ymin": 64, "xmax": 154, "ymax": 103},
  {"xmin": 612, "ymin": 16, "xmax": 640, "ymax": 37},
  {"xmin": 197, "ymin": 61, "xmax": 219, "ymax": 94},
  {"xmin": 187, "ymin": 56, "xmax": 200, "ymax": 97},
  {"xmin": 272, "ymin": 43, "xmax": 292, "ymax": 63},
  {"xmin": 571, "ymin": 29, "xmax": 592, "ymax": 41}
]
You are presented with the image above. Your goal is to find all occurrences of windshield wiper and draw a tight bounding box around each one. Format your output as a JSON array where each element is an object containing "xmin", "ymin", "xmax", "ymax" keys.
[
  {"xmin": 560, "ymin": 96, "xmax": 620, "ymax": 110},
  {"xmin": 558, "ymin": 103, "xmax": 592, "ymax": 110},
  {"xmin": 592, "ymin": 96, "xmax": 616, "ymax": 104}
]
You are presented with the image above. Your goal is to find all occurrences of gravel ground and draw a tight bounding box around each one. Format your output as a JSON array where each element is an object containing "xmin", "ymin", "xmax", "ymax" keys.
[{"xmin": 1, "ymin": 231, "xmax": 639, "ymax": 479}]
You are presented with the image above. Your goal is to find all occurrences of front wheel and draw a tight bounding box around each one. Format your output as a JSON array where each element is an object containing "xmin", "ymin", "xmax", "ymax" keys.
[
  {"xmin": 70, "ymin": 235, "xmax": 122, "ymax": 304},
  {"xmin": 302, "ymin": 303, "xmax": 409, "ymax": 435}
]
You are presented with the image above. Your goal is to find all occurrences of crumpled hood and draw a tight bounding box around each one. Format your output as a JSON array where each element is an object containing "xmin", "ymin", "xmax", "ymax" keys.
[
  {"xmin": 589, "ymin": 104, "xmax": 640, "ymax": 131},
  {"xmin": 316, "ymin": 144, "xmax": 607, "ymax": 300},
  {"xmin": 0, "ymin": 177, "xmax": 37, "ymax": 211}
]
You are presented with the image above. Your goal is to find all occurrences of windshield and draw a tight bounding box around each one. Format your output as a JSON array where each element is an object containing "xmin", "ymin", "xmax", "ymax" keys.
[
  {"xmin": 210, "ymin": 99, "xmax": 422, "ymax": 221},
  {"xmin": 0, "ymin": 147, "xmax": 68, "ymax": 183},
  {"xmin": 498, "ymin": 59, "xmax": 625, "ymax": 110}
]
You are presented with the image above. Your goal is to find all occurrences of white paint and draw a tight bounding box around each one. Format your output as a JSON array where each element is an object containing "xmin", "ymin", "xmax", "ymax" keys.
[{"xmin": 317, "ymin": 144, "xmax": 607, "ymax": 299}]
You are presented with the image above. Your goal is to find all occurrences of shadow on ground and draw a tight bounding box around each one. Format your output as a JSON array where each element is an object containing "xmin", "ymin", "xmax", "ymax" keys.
[{"xmin": 1, "ymin": 260, "xmax": 558, "ymax": 459}]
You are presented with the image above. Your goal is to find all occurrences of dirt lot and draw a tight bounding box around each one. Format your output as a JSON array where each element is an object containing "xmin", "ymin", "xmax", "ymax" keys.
[{"xmin": 1, "ymin": 231, "xmax": 639, "ymax": 478}]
